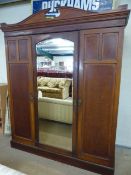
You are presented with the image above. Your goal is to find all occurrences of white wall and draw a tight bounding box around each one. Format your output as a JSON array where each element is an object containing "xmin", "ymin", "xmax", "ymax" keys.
[
  {"xmin": 116, "ymin": 0, "xmax": 131, "ymax": 147},
  {"xmin": 0, "ymin": 1, "xmax": 131, "ymax": 147},
  {"xmin": 53, "ymin": 56, "xmax": 73, "ymax": 72},
  {"xmin": 0, "ymin": 2, "xmax": 32, "ymax": 83},
  {"xmin": 37, "ymin": 56, "xmax": 73, "ymax": 72}
]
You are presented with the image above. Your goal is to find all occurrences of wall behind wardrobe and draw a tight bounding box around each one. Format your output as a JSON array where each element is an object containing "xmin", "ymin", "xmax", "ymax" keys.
[
  {"xmin": 0, "ymin": 0, "xmax": 131, "ymax": 147},
  {"xmin": 0, "ymin": 2, "xmax": 31, "ymax": 83},
  {"xmin": 116, "ymin": 0, "xmax": 131, "ymax": 148}
]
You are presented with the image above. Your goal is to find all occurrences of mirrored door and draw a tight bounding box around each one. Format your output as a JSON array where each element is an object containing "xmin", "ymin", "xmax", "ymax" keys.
[{"xmin": 35, "ymin": 34, "xmax": 77, "ymax": 151}]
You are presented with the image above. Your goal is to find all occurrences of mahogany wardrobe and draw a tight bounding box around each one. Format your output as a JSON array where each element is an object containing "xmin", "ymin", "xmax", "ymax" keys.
[{"xmin": 0, "ymin": 5, "xmax": 130, "ymax": 175}]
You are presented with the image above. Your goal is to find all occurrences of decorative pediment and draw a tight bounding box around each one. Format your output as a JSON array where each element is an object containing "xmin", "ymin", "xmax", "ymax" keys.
[
  {"xmin": 20, "ymin": 7, "xmax": 96, "ymax": 25},
  {"xmin": 0, "ymin": 5, "xmax": 130, "ymax": 32}
]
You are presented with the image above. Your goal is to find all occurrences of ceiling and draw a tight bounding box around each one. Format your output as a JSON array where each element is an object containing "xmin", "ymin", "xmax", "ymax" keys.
[{"xmin": 36, "ymin": 38, "xmax": 74, "ymax": 56}]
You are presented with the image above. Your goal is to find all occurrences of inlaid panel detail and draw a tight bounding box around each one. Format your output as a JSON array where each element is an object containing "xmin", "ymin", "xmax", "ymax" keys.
[
  {"xmin": 82, "ymin": 64, "xmax": 116, "ymax": 158},
  {"xmin": 18, "ymin": 39, "xmax": 29, "ymax": 61},
  {"xmin": 102, "ymin": 33, "xmax": 118, "ymax": 60},
  {"xmin": 84, "ymin": 34, "xmax": 100, "ymax": 60},
  {"xmin": 7, "ymin": 40, "xmax": 17, "ymax": 61},
  {"xmin": 9, "ymin": 64, "xmax": 32, "ymax": 139}
]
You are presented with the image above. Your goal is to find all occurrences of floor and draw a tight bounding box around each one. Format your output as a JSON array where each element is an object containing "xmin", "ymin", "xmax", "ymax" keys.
[
  {"xmin": 0, "ymin": 135, "xmax": 131, "ymax": 175},
  {"xmin": 39, "ymin": 119, "xmax": 72, "ymax": 151},
  {"xmin": 0, "ymin": 126, "xmax": 2, "ymax": 134},
  {"xmin": 0, "ymin": 164, "xmax": 26, "ymax": 175},
  {"xmin": 0, "ymin": 117, "xmax": 2, "ymax": 134}
]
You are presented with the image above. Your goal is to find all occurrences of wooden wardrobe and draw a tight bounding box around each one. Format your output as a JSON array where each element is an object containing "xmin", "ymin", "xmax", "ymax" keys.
[{"xmin": 0, "ymin": 6, "xmax": 130, "ymax": 175}]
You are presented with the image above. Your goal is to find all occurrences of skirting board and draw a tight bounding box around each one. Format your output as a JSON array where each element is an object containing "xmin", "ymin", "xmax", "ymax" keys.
[{"xmin": 116, "ymin": 144, "xmax": 131, "ymax": 149}]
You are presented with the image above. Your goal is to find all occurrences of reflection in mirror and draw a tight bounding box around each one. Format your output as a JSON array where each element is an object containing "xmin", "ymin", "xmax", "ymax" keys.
[{"xmin": 36, "ymin": 38, "xmax": 74, "ymax": 151}]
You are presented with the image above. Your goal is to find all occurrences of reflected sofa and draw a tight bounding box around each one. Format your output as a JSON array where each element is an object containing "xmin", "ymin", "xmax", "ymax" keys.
[
  {"xmin": 37, "ymin": 77, "xmax": 72, "ymax": 99},
  {"xmin": 38, "ymin": 97, "xmax": 73, "ymax": 124}
]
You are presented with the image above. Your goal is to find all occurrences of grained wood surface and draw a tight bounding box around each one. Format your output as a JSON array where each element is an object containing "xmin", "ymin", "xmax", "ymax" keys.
[
  {"xmin": 77, "ymin": 28, "xmax": 124, "ymax": 167},
  {"xmin": 2, "ymin": 5, "xmax": 130, "ymax": 175},
  {"xmin": 0, "ymin": 6, "xmax": 130, "ymax": 33},
  {"xmin": 6, "ymin": 36, "xmax": 35, "ymax": 145},
  {"xmin": 31, "ymin": 31, "xmax": 79, "ymax": 154}
]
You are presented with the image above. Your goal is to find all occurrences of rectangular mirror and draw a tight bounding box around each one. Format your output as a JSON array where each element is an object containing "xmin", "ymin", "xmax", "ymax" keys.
[{"xmin": 36, "ymin": 38, "xmax": 74, "ymax": 151}]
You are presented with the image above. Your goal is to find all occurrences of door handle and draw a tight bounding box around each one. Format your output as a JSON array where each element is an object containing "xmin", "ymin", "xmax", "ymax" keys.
[
  {"xmin": 78, "ymin": 99, "xmax": 82, "ymax": 106},
  {"xmin": 73, "ymin": 99, "xmax": 82, "ymax": 106},
  {"xmin": 29, "ymin": 93, "xmax": 34, "ymax": 101}
]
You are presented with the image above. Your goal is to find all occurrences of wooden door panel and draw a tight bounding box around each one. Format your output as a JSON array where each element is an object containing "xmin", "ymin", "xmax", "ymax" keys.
[
  {"xmin": 6, "ymin": 36, "xmax": 35, "ymax": 145},
  {"xmin": 78, "ymin": 64, "xmax": 117, "ymax": 166},
  {"xmin": 10, "ymin": 64, "xmax": 30, "ymax": 99},
  {"xmin": 32, "ymin": 31, "xmax": 79, "ymax": 152},
  {"xmin": 7, "ymin": 40, "xmax": 17, "ymax": 61},
  {"xmin": 84, "ymin": 34, "xmax": 100, "ymax": 60},
  {"xmin": 18, "ymin": 39, "xmax": 30, "ymax": 61},
  {"xmin": 81, "ymin": 64, "xmax": 115, "ymax": 157},
  {"xmin": 78, "ymin": 28, "xmax": 122, "ymax": 167},
  {"xmin": 82, "ymin": 29, "xmax": 120, "ymax": 63},
  {"xmin": 9, "ymin": 64, "xmax": 32, "ymax": 139},
  {"xmin": 102, "ymin": 33, "xmax": 118, "ymax": 60},
  {"xmin": 13, "ymin": 98, "xmax": 31, "ymax": 138}
]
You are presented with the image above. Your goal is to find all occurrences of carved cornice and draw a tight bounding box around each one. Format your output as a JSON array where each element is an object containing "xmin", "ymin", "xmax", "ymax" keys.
[{"xmin": 0, "ymin": 6, "xmax": 130, "ymax": 32}]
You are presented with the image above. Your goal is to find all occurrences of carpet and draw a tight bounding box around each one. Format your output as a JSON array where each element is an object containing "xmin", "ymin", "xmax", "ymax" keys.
[{"xmin": 0, "ymin": 135, "xmax": 131, "ymax": 175}]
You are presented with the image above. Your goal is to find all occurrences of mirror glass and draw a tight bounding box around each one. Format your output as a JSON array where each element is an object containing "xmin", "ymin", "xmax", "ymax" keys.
[{"xmin": 36, "ymin": 38, "xmax": 74, "ymax": 151}]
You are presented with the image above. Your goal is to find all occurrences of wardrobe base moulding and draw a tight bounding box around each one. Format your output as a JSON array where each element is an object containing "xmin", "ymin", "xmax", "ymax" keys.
[{"xmin": 11, "ymin": 140, "xmax": 114, "ymax": 175}]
